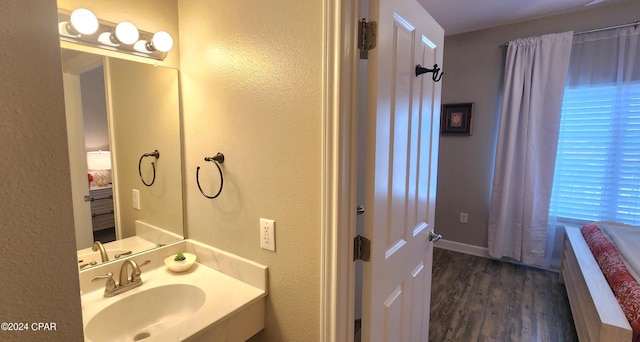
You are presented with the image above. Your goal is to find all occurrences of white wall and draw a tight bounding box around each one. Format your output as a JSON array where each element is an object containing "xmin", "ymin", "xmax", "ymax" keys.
[
  {"xmin": 178, "ymin": 0, "xmax": 324, "ymax": 340},
  {"xmin": 435, "ymin": 0, "xmax": 640, "ymax": 249},
  {"xmin": 80, "ymin": 67, "xmax": 109, "ymax": 151},
  {"xmin": 0, "ymin": 1, "xmax": 84, "ymax": 340}
]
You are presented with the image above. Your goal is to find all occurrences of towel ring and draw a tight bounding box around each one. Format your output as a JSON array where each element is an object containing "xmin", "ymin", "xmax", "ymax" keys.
[
  {"xmin": 138, "ymin": 150, "xmax": 160, "ymax": 187},
  {"xmin": 196, "ymin": 152, "xmax": 225, "ymax": 199}
]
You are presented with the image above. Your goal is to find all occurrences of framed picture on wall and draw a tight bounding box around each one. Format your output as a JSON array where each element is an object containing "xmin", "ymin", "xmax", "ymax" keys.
[{"xmin": 441, "ymin": 103, "xmax": 474, "ymax": 135}]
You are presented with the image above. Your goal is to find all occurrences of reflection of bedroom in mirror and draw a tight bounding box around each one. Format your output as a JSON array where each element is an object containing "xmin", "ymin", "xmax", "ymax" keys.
[
  {"xmin": 61, "ymin": 51, "xmax": 116, "ymax": 246},
  {"xmin": 60, "ymin": 48, "xmax": 185, "ymax": 270}
]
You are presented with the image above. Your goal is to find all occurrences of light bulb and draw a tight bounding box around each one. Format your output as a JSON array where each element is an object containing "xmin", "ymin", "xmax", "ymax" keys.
[
  {"xmin": 133, "ymin": 40, "xmax": 149, "ymax": 53},
  {"xmin": 113, "ymin": 21, "xmax": 139, "ymax": 45},
  {"xmin": 148, "ymin": 31, "xmax": 173, "ymax": 52},
  {"xmin": 97, "ymin": 32, "xmax": 118, "ymax": 46},
  {"xmin": 69, "ymin": 8, "xmax": 99, "ymax": 35}
]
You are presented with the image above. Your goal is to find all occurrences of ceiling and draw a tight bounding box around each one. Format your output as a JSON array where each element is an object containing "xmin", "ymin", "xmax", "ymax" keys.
[{"xmin": 418, "ymin": 0, "xmax": 631, "ymax": 36}]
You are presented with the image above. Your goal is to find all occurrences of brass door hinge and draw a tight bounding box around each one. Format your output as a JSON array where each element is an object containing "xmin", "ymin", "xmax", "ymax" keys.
[
  {"xmin": 354, "ymin": 235, "xmax": 371, "ymax": 261},
  {"xmin": 358, "ymin": 18, "xmax": 377, "ymax": 59}
]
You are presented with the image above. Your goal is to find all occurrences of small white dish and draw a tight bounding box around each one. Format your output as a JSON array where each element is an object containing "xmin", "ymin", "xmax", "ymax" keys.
[{"xmin": 164, "ymin": 252, "xmax": 197, "ymax": 272}]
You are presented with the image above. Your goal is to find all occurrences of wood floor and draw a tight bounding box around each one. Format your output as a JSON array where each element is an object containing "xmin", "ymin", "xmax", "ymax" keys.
[{"xmin": 429, "ymin": 248, "xmax": 578, "ymax": 342}]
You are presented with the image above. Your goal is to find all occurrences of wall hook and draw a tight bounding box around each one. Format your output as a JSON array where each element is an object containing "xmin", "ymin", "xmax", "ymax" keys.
[
  {"xmin": 415, "ymin": 64, "xmax": 443, "ymax": 82},
  {"xmin": 207, "ymin": 153, "xmax": 224, "ymax": 164},
  {"xmin": 138, "ymin": 150, "xmax": 160, "ymax": 187},
  {"xmin": 196, "ymin": 152, "xmax": 225, "ymax": 199}
]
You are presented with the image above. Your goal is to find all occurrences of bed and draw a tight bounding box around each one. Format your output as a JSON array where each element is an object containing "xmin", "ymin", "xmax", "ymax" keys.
[{"xmin": 561, "ymin": 222, "xmax": 640, "ymax": 342}]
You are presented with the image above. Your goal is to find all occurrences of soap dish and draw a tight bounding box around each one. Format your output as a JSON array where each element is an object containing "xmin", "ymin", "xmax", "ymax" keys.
[{"xmin": 164, "ymin": 252, "xmax": 197, "ymax": 272}]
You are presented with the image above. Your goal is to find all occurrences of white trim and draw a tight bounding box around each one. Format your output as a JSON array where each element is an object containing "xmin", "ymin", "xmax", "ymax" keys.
[
  {"xmin": 61, "ymin": 51, "xmax": 103, "ymax": 75},
  {"xmin": 63, "ymin": 73, "xmax": 95, "ymax": 250},
  {"xmin": 435, "ymin": 239, "xmax": 491, "ymax": 259},
  {"xmin": 435, "ymin": 240, "xmax": 560, "ymax": 273},
  {"xmin": 320, "ymin": 0, "xmax": 358, "ymax": 341}
]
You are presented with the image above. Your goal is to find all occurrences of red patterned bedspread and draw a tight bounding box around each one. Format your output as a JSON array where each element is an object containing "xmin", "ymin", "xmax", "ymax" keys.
[{"xmin": 582, "ymin": 223, "xmax": 640, "ymax": 342}]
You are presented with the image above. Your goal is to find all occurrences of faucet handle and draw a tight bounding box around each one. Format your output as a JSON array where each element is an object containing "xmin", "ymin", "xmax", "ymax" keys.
[
  {"xmin": 131, "ymin": 260, "xmax": 151, "ymax": 282},
  {"xmin": 91, "ymin": 272, "xmax": 116, "ymax": 291},
  {"xmin": 114, "ymin": 251, "xmax": 132, "ymax": 259}
]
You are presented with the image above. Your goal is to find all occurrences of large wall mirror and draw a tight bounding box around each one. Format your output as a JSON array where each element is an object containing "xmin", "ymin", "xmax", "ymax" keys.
[{"xmin": 61, "ymin": 48, "xmax": 184, "ymax": 270}]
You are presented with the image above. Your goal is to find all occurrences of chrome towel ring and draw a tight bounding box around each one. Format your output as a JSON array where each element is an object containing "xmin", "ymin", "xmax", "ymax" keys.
[
  {"xmin": 196, "ymin": 152, "xmax": 225, "ymax": 199},
  {"xmin": 138, "ymin": 150, "xmax": 160, "ymax": 187}
]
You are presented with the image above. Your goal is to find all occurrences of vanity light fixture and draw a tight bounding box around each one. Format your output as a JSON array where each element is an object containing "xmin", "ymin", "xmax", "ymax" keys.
[
  {"xmin": 112, "ymin": 21, "xmax": 139, "ymax": 45},
  {"xmin": 147, "ymin": 31, "xmax": 174, "ymax": 52},
  {"xmin": 58, "ymin": 8, "xmax": 173, "ymax": 61},
  {"xmin": 97, "ymin": 21, "xmax": 139, "ymax": 47},
  {"xmin": 66, "ymin": 8, "xmax": 99, "ymax": 35},
  {"xmin": 133, "ymin": 31, "xmax": 174, "ymax": 54}
]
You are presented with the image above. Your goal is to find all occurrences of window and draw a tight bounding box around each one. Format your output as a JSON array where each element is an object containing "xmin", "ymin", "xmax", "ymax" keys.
[{"xmin": 549, "ymin": 81, "xmax": 640, "ymax": 225}]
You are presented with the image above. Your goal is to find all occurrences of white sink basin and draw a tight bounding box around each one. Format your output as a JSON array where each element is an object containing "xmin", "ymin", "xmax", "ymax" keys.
[
  {"xmin": 85, "ymin": 284, "xmax": 205, "ymax": 341},
  {"xmin": 80, "ymin": 242, "xmax": 267, "ymax": 341}
]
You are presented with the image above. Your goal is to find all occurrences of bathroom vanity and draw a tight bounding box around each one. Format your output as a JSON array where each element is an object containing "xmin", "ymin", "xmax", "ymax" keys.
[{"xmin": 78, "ymin": 240, "xmax": 267, "ymax": 341}]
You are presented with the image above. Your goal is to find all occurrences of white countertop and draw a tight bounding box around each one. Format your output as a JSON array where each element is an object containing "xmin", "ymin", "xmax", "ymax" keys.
[
  {"xmin": 82, "ymin": 262, "xmax": 266, "ymax": 341},
  {"xmin": 78, "ymin": 240, "xmax": 268, "ymax": 341}
]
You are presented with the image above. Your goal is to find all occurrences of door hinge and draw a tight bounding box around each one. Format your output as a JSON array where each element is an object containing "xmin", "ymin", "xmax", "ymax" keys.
[
  {"xmin": 353, "ymin": 235, "xmax": 371, "ymax": 261},
  {"xmin": 358, "ymin": 18, "xmax": 377, "ymax": 60}
]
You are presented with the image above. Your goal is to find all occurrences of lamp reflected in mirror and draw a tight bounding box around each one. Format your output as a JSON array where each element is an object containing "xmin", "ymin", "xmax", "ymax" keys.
[{"xmin": 87, "ymin": 150, "xmax": 111, "ymax": 186}]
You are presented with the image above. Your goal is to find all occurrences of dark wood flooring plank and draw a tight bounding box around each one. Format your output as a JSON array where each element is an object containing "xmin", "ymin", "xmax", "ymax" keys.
[{"xmin": 429, "ymin": 248, "xmax": 578, "ymax": 342}]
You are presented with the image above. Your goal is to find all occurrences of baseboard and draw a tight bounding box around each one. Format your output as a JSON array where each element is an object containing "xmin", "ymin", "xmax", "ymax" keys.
[
  {"xmin": 435, "ymin": 239, "xmax": 491, "ymax": 259},
  {"xmin": 434, "ymin": 239, "xmax": 559, "ymax": 273}
]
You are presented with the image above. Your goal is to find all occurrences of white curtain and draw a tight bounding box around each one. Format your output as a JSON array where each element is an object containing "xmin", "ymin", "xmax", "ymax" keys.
[
  {"xmin": 566, "ymin": 26, "xmax": 640, "ymax": 87},
  {"xmin": 547, "ymin": 25, "xmax": 640, "ymax": 261},
  {"xmin": 488, "ymin": 32, "xmax": 573, "ymax": 266}
]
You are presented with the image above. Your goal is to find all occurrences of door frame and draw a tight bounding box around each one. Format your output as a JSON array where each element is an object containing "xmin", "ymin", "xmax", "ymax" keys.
[{"xmin": 320, "ymin": 0, "xmax": 359, "ymax": 341}]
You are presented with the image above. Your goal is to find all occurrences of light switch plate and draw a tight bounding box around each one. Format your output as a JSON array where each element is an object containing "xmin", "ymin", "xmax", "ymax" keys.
[{"xmin": 132, "ymin": 189, "xmax": 141, "ymax": 210}]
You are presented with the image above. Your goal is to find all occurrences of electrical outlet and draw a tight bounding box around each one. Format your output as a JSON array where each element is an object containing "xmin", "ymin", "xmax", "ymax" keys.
[
  {"xmin": 132, "ymin": 189, "xmax": 141, "ymax": 210},
  {"xmin": 260, "ymin": 218, "xmax": 276, "ymax": 251},
  {"xmin": 459, "ymin": 212, "xmax": 468, "ymax": 223}
]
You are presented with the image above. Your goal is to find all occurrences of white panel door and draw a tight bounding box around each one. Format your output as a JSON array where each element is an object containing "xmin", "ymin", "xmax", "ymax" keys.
[
  {"xmin": 62, "ymin": 73, "xmax": 94, "ymax": 250},
  {"xmin": 361, "ymin": 0, "xmax": 443, "ymax": 340}
]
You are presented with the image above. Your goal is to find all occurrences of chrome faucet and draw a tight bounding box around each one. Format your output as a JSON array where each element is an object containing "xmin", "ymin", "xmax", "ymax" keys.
[
  {"xmin": 92, "ymin": 259, "xmax": 151, "ymax": 297},
  {"xmin": 92, "ymin": 241, "xmax": 109, "ymax": 262},
  {"xmin": 119, "ymin": 259, "xmax": 143, "ymax": 286}
]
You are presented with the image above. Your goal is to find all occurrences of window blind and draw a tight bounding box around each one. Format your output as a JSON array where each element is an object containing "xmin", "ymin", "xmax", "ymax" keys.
[{"xmin": 549, "ymin": 81, "xmax": 640, "ymax": 225}]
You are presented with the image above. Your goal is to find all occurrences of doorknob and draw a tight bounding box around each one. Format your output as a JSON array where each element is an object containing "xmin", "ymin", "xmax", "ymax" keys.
[
  {"xmin": 429, "ymin": 229, "xmax": 442, "ymax": 242},
  {"xmin": 356, "ymin": 205, "xmax": 365, "ymax": 215}
]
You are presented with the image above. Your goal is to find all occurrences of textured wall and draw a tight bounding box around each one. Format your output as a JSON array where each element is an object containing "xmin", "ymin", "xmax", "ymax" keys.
[
  {"xmin": 0, "ymin": 1, "xmax": 84, "ymax": 341},
  {"xmin": 435, "ymin": 0, "xmax": 640, "ymax": 248},
  {"xmin": 177, "ymin": 0, "xmax": 323, "ymax": 340}
]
